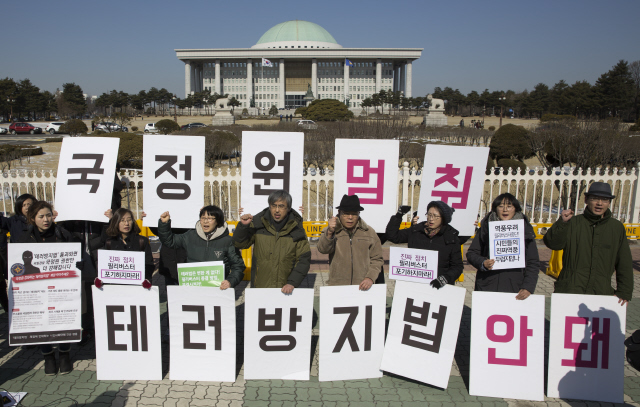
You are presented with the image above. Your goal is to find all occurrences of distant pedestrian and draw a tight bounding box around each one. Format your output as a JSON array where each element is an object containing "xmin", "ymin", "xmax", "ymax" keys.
[{"xmin": 460, "ymin": 119, "xmax": 464, "ymax": 128}]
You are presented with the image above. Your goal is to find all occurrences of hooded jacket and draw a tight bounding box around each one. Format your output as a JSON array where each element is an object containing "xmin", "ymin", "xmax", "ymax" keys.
[
  {"xmin": 232, "ymin": 208, "xmax": 310, "ymax": 288},
  {"xmin": 543, "ymin": 207, "xmax": 633, "ymax": 300},
  {"xmin": 157, "ymin": 220, "xmax": 246, "ymax": 287},
  {"xmin": 317, "ymin": 217, "xmax": 383, "ymax": 286},
  {"xmin": 466, "ymin": 212, "xmax": 539, "ymax": 294}
]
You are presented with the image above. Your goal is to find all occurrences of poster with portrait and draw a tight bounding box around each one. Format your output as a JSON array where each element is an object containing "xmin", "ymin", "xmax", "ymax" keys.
[
  {"xmin": 388, "ymin": 247, "xmax": 439, "ymax": 283},
  {"xmin": 488, "ymin": 219, "xmax": 526, "ymax": 270}
]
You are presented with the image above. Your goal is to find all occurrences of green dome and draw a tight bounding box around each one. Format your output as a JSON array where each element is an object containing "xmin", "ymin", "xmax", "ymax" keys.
[{"xmin": 254, "ymin": 20, "xmax": 340, "ymax": 47}]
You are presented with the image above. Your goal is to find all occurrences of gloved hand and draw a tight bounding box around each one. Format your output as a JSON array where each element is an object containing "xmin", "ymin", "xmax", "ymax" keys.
[
  {"xmin": 430, "ymin": 275, "xmax": 449, "ymax": 289},
  {"xmin": 94, "ymin": 277, "xmax": 103, "ymax": 289},
  {"xmin": 396, "ymin": 205, "xmax": 411, "ymax": 216},
  {"xmin": 75, "ymin": 261, "xmax": 84, "ymax": 270},
  {"xmin": 142, "ymin": 279, "xmax": 152, "ymax": 289}
]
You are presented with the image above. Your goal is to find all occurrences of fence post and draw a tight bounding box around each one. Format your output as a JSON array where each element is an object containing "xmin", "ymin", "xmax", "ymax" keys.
[
  {"xmin": 401, "ymin": 162, "xmax": 410, "ymax": 207},
  {"xmin": 632, "ymin": 162, "xmax": 640, "ymax": 223}
]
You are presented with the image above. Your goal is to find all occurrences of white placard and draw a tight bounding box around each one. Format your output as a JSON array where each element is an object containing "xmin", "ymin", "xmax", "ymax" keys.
[
  {"xmin": 319, "ymin": 285, "xmax": 386, "ymax": 381},
  {"xmin": 93, "ymin": 285, "xmax": 162, "ymax": 380},
  {"xmin": 168, "ymin": 286, "xmax": 236, "ymax": 382},
  {"xmin": 241, "ymin": 131, "xmax": 304, "ymax": 216},
  {"xmin": 54, "ymin": 137, "xmax": 119, "ymax": 222},
  {"xmin": 547, "ymin": 293, "xmax": 626, "ymax": 403},
  {"xmin": 143, "ymin": 135, "xmax": 205, "ymax": 229},
  {"xmin": 244, "ymin": 288, "xmax": 314, "ymax": 380},
  {"xmin": 417, "ymin": 145, "xmax": 489, "ymax": 236},
  {"xmin": 469, "ymin": 292, "xmax": 545, "ymax": 401},
  {"xmin": 488, "ymin": 219, "xmax": 526, "ymax": 270},
  {"xmin": 333, "ymin": 139, "xmax": 399, "ymax": 232},
  {"xmin": 381, "ymin": 281, "xmax": 466, "ymax": 389},
  {"xmin": 97, "ymin": 250, "xmax": 145, "ymax": 285},
  {"xmin": 8, "ymin": 243, "xmax": 82, "ymax": 345},
  {"xmin": 388, "ymin": 246, "xmax": 438, "ymax": 283}
]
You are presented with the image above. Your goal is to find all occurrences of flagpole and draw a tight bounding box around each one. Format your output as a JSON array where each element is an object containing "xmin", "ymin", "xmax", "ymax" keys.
[{"xmin": 261, "ymin": 58, "xmax": 264, "ymax": 114}]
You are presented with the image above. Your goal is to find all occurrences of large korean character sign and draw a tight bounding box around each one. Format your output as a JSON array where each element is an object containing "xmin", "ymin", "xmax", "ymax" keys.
[
  {"xmin": 244, "ymin": 288, "xmax": 314, "ymax": 380},
  {"xmin": 469, "ymin": 292, "xmax": 545, "ymax": 401},
  {"xmin": 417, "ymin": 145, "xmax": 489, "ymax": 236},
  {"xmin": 55, "ymin": 137, "xmax": 120, "ymax": 222},
  {"xmin": 241, "ymin": 131, "xmax": 304, "ymax": 215},
  {"xmin": 547, "ymin": 294, "xmax": 626, "ymax": 403},
  {"xmin": 143, "ymin": 135, "xmax": 205, "ymax": 228},
  {"xmin": 333, "ymin": 139, "xmax": 399, "ymax": 231}
]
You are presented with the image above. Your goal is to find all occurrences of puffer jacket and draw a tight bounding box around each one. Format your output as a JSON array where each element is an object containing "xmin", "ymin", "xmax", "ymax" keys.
[
  {"xmin": 466, "ymin": 212, "xmax": 539, "ymax": 294},
  {"xmin": 317, "ymin": 217, "xmax": 383, "ymax": 286},
  {"xmin": 232, "ymin": 208, "xmax": 310, "ymax": 288},
  {"xmin": 543, "ymin": 207, "xmax": 633, "ymax": 300},
  {"xmin": 158, "ymin": 220, "xmax": 246, "ymax": 287},
  {"xmin": 101, "ymin": 233, "xmax": 155, "ymax": 282}
]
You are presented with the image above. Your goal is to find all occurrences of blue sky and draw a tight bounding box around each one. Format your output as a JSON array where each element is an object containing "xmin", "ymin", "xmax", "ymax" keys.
[{"xmin": 2, "ymin": 0, "xmax": 639, "ymax": 98}]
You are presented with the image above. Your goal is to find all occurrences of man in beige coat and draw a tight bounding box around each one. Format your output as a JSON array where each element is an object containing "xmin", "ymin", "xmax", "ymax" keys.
[{"xmin": 317, "ymin": 194, "xmax": 384, "ymax": 290}]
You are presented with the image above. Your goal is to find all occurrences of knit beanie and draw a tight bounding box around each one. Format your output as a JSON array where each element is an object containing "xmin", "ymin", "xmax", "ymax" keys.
[{"xmin": 427, "ymin": 201, "xmax": 455, "ymax": 225}]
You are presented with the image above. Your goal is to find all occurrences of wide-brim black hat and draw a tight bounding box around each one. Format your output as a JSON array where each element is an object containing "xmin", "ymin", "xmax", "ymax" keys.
[
  {"xmin": 586, "ymin": 182, "xmax": 615, "ymax": 199},
  {"xmin": 336, "ymin": 194, "xmax": 364, "ymax": 212}
]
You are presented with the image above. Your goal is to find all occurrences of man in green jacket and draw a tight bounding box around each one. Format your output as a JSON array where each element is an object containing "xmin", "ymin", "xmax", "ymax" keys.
[
  {"xmin": 543, "ymin": 182, "xmax": 633, "ymax": 305},
  {"xmin": 233, "ymin": 190, "xmax": 311, "ymax": 293}
]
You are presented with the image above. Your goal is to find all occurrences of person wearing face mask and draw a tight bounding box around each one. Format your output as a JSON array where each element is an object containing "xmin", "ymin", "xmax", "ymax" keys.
[
  {"xmin": 466, "ymin": 193, "xmax": 539, "ymax": 300},
  {"xmin": 543, "ymin": 182, "xmax": 633, "ymax": 306}
]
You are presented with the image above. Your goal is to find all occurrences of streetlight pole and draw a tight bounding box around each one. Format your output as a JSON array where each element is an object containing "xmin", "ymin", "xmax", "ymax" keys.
[
  {"xmin": 172, "ymin": 95, "xmax": 178, "ymax": 122},
  {"xmin": 6, "ymin": 97, "xmax": 15, "ymax": 122},
  {"xmin": 499, "ymin": 94, "xmax": 506, "ymax": 128}
]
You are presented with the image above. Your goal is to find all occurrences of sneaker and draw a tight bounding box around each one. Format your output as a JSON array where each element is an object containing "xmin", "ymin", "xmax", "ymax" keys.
[
  {"xmin": 58, "ymin": 351, "xmax": 73, "ymax": 375},
  {"xmin": 43, "ymin": 353, "xmax": 57, "ymax": 376}
]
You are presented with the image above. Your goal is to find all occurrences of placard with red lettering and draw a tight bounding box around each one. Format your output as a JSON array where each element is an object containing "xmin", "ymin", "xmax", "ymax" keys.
[
  {"xmin": 469, "ymin": 292, "xmax": 545, "ymax": 401},
  {"xmin": 241, "ymin": 131, "xmax": 304, "ymax": 216},
  {"xmin": 388, "ymin": 247, "xmax": 438, "ymax": 283},
  {"xmin": 319, "ymin": 285, "xmax": 386, "ymax": 381},
  {"xmin": 8, "ymin": 243, "xmax": 82, "ymax": 346},
  {"xmin": 488, "ymin": 219, "xmax": 526, "ymax": 270},
  {"xmin": 547, "ymin": 294, "xmax": 626, "ymax": 403},
  {"xmin": 244, "ymin": 288, "xmax": 314, "ymax": 380},
  {"xmin": 380, "ymin": 281, "xmax": 466, "ymax": 389},
  {"xmin": 417, "ymin": 145, "xmax": 489, "ymax": 236},
  {"xmin": 97, "ymin": 250, "xmax": 145, "ymax": 285},
  {"xmin": 333, "ymin": 139, "xmax": 399, "ymax": 231}
]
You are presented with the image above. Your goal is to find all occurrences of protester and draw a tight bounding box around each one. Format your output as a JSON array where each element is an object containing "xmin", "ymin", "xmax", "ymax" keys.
[
  {"xmin": 466, "ymin": 193, "xmax": 539, "ymax": 299},
  {"xmin": 233, "ymin": 190, "xmax": 310, "ymax": 293},
  {"xmin": 0, "ymin": 193, "xmax": 36, "ymax": 243},
  {"xmin": 386, "ymin": 201, "xmax": 463, "ymax": 289},
  {"xmin": 317, "ymin": 194, "xmax": 383, "ymax": 289},
  {"xmin": 156, "ymin": 205, "xmax": 245, "ymax": 290},
  {"xmin": 543, "ymin": 182, "xmax": 633, "ymax": 305}
]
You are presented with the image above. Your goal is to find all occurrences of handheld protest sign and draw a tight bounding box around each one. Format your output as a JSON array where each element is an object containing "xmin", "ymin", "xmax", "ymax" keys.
[
  {"xmin": 168, "ymin": 286, "xmax": 236, "ymax": 381},
  {"xmin": 55, "ymin": 137, "xmax": 119, "ymax": 222},
  {"xmin": 97, "ymin": 250, "xmax": 145, "ymax": 285},
  {"xmin": 8, "ymin": 243, "xmax": 82, "ymax": 346},
  {"xmin": 143, "ymin": 134, "xmax": 205, "ymax": 229},
  {"xmin": 177, "ymin": 261, "xmax": 224, "ymax": 287},
  {"xmin": 319, "ymin": 285, "xmax": 386, "ymax": 381},
  {"xmin": 417, "ymin": 145, "xmax": 489, "ymax": 236},
  {"xmin": 241, "ymin": 131, "xmax": 304, "ymax": 216},
  {"xmin": 547, "ymin": 294, "xmax": 626, "ymax": 403},
  {"xmin": 244, "ymin": 288, "xmax": 314, "ymax": 380},
  {"xmin": 389, "ymin": 246, "xmax": 438, "ymax": 283},
  {"xmin": 469, "ymin": 292, "xmax": 545, "ymax": 401},
  {"xmin": 333, "ymin": 139, "xmax": 399, "ymax": 231},
  {"xmin": 488, "ymin": 219, "xmax": 526, "ymax": 270}
]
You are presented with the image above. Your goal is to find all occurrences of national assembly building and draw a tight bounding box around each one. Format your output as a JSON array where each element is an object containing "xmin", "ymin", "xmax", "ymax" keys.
[{"xmin": 175, "ymin": 20, "xmax": 422, "ymax": 110}]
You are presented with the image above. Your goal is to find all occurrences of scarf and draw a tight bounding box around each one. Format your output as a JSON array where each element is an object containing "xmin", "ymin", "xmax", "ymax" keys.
[{"xmin": 424, "ymin": 225, "xmax": 441, "ymax": 238}]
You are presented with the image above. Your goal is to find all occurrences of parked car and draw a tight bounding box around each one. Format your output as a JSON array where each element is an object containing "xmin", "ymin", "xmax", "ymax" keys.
[
  {"xmin": 296, "ymin": 119, "xmax": 318, "ymax": 129},
  {"xmin": 95, "ymin": 122, "xmax": 128, "ymax": 132},
  {"xmin": 144, "ymin": 123, "xmax": 159, "ymax": 133},
  {"xmin": 9, "ymin": 122, "xmax": 43, "ymax": 135},
  {"xmin": 0, "ymin": 127, "xmax": 8, "ymax": 135},
  {"xmin": 45, "ymin": 122, "xmax": 65, "ymax": 134},
  {"xmin": 180, "ymin": 122, "xmax": 207, "ymax": 130}
]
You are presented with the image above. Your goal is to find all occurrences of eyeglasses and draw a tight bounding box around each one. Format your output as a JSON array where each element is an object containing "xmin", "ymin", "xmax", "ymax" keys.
[
  {"xmin": 200, "ymin": 216, "xmax": 217, "ymax": 222},
  {"xmin": 426, "ymin": 213, "xmax": 441, "ymax": 220},
  {"xmin": 270, "ymin": 204, "xmax": 288, "ymax": 210},
  {"xmin": 119, "ymin": 218, "xmax": 133, "ymax": 224},
  {"xmin": 588, "ymin": 196, "xmax": 611, "ymax": 203}
]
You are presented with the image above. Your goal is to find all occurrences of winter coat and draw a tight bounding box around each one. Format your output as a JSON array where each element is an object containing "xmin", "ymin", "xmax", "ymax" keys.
[
  {"xmin": 543, "ymin": 207, "xmax": 633, "ymax": 301},
  {"xmin": 19, "ymin": 223, "xmax": 76, "ymax": 244},
  {"xmin": 317, "ymin": 217, "xmax": 383, "ymax": 286},
  {"xmin": 100, "ymin": 233, "xmax": 155, "ymax": 281},
  {"xmin": 385, "ymin": 214, "xmax": 464, "ymax": 284},
  {"xmin": 466, "ymin": 213, "xmax": 539, "ymax": 294},
  {"xmin": 232, "ymin": 208, "xmax": 311, "ymax": 288},
  {"xmin": 0, "ymin": 214, "xmax": 31, "ymax": 242},
  {"xmin": 148, "ymin": 225, "xmax": 188, "ymax": 281},
  {"xmin": 158, "ymin": 220, "xmax": 245, "ymax": 287}
]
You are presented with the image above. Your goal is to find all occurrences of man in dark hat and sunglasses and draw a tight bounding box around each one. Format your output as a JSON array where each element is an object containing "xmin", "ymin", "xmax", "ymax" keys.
[{"xmin": 544, "ymin": 182, "xmax": 633, "ymax": 305}]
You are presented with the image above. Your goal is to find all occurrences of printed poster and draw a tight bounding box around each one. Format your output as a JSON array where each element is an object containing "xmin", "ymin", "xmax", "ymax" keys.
[
  {"xmin": 97, "ymin": 249, "xmax": 145, "ymax": 285},
  {"xmin": 388, "ymin": 246, "xmax": 438, "ymax": 283},
  {"xmin": 488, "ymin": 219, "xmax": 526, "ymax": 270},
  {"xmin": 177, "ymin": 261, "xmax": 225, "ymax": 287}
]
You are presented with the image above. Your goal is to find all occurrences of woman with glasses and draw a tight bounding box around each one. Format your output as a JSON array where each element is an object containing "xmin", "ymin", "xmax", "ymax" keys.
[{"xmin": 466, "ymin": 193, "xmax": 539, "ymax": 299}]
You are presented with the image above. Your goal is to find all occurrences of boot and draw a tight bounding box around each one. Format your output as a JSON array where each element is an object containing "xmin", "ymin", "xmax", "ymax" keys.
[
  {"xmin": 43, "ymin": 352, "xmax": 57, "ymax": 376},
  {"xmin": 58, "ymin": 351, "xmax": 73, "ymax": 375}
]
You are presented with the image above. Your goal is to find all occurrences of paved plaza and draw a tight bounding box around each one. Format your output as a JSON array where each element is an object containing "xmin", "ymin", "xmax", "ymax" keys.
[{"xmin": 1, "ymin": 243, "xmax": 640, "ymax": 407}]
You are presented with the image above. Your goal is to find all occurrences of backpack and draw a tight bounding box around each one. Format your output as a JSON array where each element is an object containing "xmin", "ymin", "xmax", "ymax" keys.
[{"xmin": 625, "ymin": 330, "xmax": 640, "ymax": 371}]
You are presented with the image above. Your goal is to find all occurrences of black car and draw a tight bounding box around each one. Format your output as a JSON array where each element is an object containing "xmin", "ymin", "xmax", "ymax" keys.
[{"xmin": 180, "ymin": 122, "xmax": 207, "ymax": 130}]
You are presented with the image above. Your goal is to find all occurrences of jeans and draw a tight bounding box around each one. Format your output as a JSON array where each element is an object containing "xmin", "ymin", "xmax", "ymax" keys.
[{"xmin": 40, "ymin": 343, "xmax": 70, "ymax": 354}]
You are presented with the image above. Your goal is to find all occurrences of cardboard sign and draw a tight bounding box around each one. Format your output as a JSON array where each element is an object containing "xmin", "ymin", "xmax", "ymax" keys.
[
  {"xmin": 241, "ymin": 131, "xmax": 304, "ymax": 216},
  {"xmin": 388, "ymin": 246, "xmax": 438, "ymax": 283},
  {"xmin": 488, "ymin": 219, "xmax": 526, "ymax": 270},
  {"xmin": 8, "ymin": 243, "xmax": 82, "ymax": 346},
  {"xmin": 97, "ymin": 250, "xmax": 145, "ymax": 285},
  {"xmin": 380, "ymin": 281, "xmax": 466, "ymax": 389},
  {"xmin": 177, "ymin": 261, "xmax": 225, "ymax": 287},
  {"xmin": 54, "ymin": 137, "xmax": 119, "ymax": 222},
  {"xmin": 547, "ymin": 293, "xmax": 626, "ymax": 403},
  {"xmin": 417, "ymin": 145, "xmax": 489, "ymax": 236},
  {"xmin": 244, "ymin": 288, "xmax": 314, "ymax": 380},
  {"xmin": 93, "ymin": 285, "xmax": 162, "ymax": 380},
  {"xmin": 167, "ymin": 286, "xmax": 236, "ymax": 382},
  {"xmin": 333, "ymin": 139, "xmax": 399, "ymax": 231},
  {"xmin": 143, "ymin": 135, "xmax": 205, "ymax": 229},
  {"xmin": 469, "ymin": 292, "xmax": 545, "ymax": 401},
  {"xmin": 319, "ymin": 285, "xmax": 386, "ymax": 381}
]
